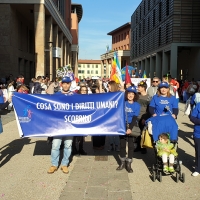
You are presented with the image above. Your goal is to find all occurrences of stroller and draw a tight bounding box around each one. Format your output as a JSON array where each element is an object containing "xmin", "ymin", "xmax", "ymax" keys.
[{"xmin": 146, "ymin": 115, "xmax": 185, "ymax": 183}]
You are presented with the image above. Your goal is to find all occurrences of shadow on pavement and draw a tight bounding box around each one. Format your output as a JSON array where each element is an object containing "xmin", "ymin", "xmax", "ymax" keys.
[
  {"xmin": 0, "ymin": 109, "xmax": 11, "ymax": 115},
  {"xmin": 178, "ymin": 128, "xmax": 194, "ymax": 148},
  {"xmin": 0, "ymin": 138, "xmax": 34, "ymax": 168}
]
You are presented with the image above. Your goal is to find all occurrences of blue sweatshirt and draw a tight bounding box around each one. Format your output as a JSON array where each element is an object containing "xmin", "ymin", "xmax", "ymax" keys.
[{"xmin": 190, "ymin": 102, "xmax": 200, "ymax": 138}]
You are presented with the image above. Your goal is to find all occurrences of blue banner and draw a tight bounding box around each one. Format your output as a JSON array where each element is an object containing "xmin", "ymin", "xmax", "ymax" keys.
[{"xmin": 12, "ymin": 92, "xmax": 126, "ymax": 137}]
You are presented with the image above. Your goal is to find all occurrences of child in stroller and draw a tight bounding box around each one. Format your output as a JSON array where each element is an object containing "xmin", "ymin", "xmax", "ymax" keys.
[
  {"xmin": 156, "ymin": 133, "xmax": 178, "ymax": 173},
  {"xmin": 146, "ymin": 115, "xmax": 185, "ymax": 182}
]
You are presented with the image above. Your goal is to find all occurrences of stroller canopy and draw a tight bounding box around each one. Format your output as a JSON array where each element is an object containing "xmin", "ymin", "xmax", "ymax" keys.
[{"xmin": 146, "ymin": 115, "xmax": 178, "ymax": 141}]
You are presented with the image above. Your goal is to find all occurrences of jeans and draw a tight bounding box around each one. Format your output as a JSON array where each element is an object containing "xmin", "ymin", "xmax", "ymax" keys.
[{"xmin": 51, "ymin": 136, "xmax": 73, "ymax": 167}]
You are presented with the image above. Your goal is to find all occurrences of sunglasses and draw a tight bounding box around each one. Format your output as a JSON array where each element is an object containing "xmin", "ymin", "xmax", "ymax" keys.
[{"xmin": 153, "ymin": 81, "xmax": 159, "ymax": 83}]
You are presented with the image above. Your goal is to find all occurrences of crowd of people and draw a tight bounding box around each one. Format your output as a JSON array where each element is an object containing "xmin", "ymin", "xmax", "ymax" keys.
[{"xmin": 0, "ymin": 73, "xmax": 200, "ymax": 177}]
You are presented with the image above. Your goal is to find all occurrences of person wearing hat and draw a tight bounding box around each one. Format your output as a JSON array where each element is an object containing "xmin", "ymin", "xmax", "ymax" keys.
[
  {"xmin": 116, "ymin": 86, "xmax": 140, "ymax": 173},
  {"xmin": 134, "ymin": 80, "xmax": 151, "ymax": 154},
  {"xmin": 149, "ymin": 82, "xmax": 178, "ymax": 118},
  {"xmin": 48, "ymin": 75, "xmax": 75, "ymax": 174}
]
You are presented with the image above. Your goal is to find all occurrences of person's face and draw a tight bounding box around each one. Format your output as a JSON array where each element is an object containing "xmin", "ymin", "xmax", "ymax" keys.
[
  {"xmin": 152, "ymin": 79, "xmax": 159, "ymax": 86},
  {"xmin": 137, "ymin": 86, "xmax": 145, "ymax": 93},
  {"xmin": 127, "ymin": 92, "xmax": 135, "ymax": 101},
  {"xmin": 108, "ymin": 84, "xmax": 112, "ymax": 92},
  {"xmin": 61, "ymin": 82, "xmax": 71, "ymax": 91},
  {"xmin": 159, "ymin": 137, "xmax": 167, "ymax": 144},
  {"xmin": 80, "ymin": 87, "xmax": 87, "ymax": 94},
  {"xmin": 160, "ymin": 87, "xmax": 169, "ymax": 95},
  {"xmin": 95, "ymin": 88, "xmax": 100, "ymax": 93}
]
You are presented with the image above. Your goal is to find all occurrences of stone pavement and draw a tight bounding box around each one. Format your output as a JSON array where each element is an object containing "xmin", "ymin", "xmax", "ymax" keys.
[{"xmin": 0, "ymin": 103, "xmax": 200, "ymax": 200}]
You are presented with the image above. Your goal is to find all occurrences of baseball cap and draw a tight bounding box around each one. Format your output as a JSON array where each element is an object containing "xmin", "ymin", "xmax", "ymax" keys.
[
  {"xmin": 158, "ymin": 82, "xmax": 169, "ymax": 88},
  {"xmin": 61, "ymin": 76, "xmax": 73, "ymax": 83},
  {"xmin": 127, "ymin": 86, "xmax": 137, "ymax": 93}
]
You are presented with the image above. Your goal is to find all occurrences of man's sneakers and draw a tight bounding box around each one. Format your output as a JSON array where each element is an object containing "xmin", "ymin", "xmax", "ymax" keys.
[
  {"xmin": 61, "ymin": 166, "xmax": 69, "ymax": 174},
  {"xmin": 47, "ymin": 166, "xmax": 58, "ymax": 174},
  {"xmin": 192, "ymin": 171, "xmax": 199, "ymax": 177}
]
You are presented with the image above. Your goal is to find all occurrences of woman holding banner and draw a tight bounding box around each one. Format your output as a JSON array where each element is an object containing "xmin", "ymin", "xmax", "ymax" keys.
[
  {"xmin": 72, "ymin": 85, "xmax": 88, "ymax": 155},
  {"xmin": 107, "ymin": 81, "xmax": 121, "ymax": 152},
  {"xmin": 116, "ymin": 86, "xmax": 140, "ymax": 173},
  {"xmin": 92, "ymin": 80, "xmax": 107, "ymax": 150}
]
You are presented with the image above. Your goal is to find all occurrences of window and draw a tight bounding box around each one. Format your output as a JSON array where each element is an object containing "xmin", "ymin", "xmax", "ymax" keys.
[
  {"xmin": 140, "ymin": 6, "xmax": 141, "ymax": 20},
  {"xmin": 91, "ymin": 70, "xmax": 94, "ymax": 74},
  {"xmin": 159, "ymin": 2, "xmax": 162, "ymax": 22},
  {"xmin": 113, "ymin": 37, "xmax": 115, "ymax": 43},
  {"xmin": 83, "ymin": 64, "xmax": 85, "ymax": 68},
  {"xmin": 79, "ymin": 76, "xmax": 81, "ymax": 79},
  {"xmin": 148, "ymin": 0, "xmax": 150, "ymax": 11},
  {"xmin": 144, "ymin": 0, "xmax": 146, "ymax": 15},
  {"xmin": 96, "ymin": 65, "xmax": 98, "ymax": 68},
  {"xmin": 87, "ymin": 70, "xmax": 90, "ymax": 74},
  {"xmin": 153, "ymin": 9, "xmax": 155, "ymax": 27},
  {"xmin": 104, "ymin": 70, "xmax": 106, "ymax": 74},
  {"xmin": 158, "ymin": 27, "xmax": 161, "ymax": 46},
  {"xmin": 166, "ymin": 0, "xmax": 170, "ymax": 16},
  {"xmin": 96, "ymin": 70, "xmax": 98, "ymax": 74},
  {"xmin": 87, "ymin": 64, "xmax": 90, "ymax": 68},
  {"xmin": 132, "ymin": 31, "xmax": 134, "ymax": 43},
  {"xmin": 78, "ymin": 64, "xmax": 81, "ymax": 68},
  {"xmin": 143, "ymin": 19, "xmax": 145, "ymax": 35},
  {"xmin": 166, "ymin": 23, "xmax": 169, "ymax": 44},
  {"xmin": 82, "ymin": 70, "xmax": 84, "ymax": 73},
  {"xmin": 78, "ymin": 70, "xmax": 82, "ymax": 73},
  {"xmin": 148, "ymin": 17, "xmax": 150, "ymax": 32},
  {"xmin": 139, "ymin": 23, "xmax": 141, "ymax": 38},
  {"xmin": 92, "ymin": 65, "xmax": 94, "ymax": 68},
  {"xmin": 136, "ymin": 11, "xmax": 138, "ymax": 24},
  {"xmin": 121, "ymin": 34, "xmax": 123, "ymax": 40}
]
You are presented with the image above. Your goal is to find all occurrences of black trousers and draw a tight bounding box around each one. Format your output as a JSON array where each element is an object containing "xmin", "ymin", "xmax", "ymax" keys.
[
  {"xmin": 72, "ymin": 136, "xmax": 84, "ymax": 150},
  {"xmin": 92, "ymin": 136, "xmax": 106, "ymax": 147},
  {"xmin": 194, "ymin": 137, "xmax": 200, "ymax": 173},
  {"xmin": 119, "ymin": 135, "xmax": 134, "ymax": 159}
]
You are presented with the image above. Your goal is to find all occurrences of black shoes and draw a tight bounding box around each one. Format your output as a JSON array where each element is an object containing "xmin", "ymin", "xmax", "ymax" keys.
[
  {"xmin": 116, "ymin": 161, "xmax": 125, "ymax": 170},
  {"xmin": 126, "ymin": 161, "xmax": 133, "ymax": 173}
]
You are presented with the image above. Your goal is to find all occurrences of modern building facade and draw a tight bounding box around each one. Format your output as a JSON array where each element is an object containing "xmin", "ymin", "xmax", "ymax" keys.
[
  {"xmin": 78, "ymin": 60, "xmax": 101, "ymax": 79},
  {"xmin": 131, "ymin": 0, "xmax": 200, "ymax": 80},
  {"xmin": 101, "ymin": 23, "xmax": 131, "ymax": 78},
  {"xmin": 0, "ymin": 0, "xmax": 82, "ymax": 83}
]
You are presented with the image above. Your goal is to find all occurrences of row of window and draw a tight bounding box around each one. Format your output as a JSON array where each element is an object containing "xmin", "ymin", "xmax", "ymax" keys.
[
  {"xmin": 113, "ymin": 31, "xmax": 129, "ymax": 43},
  {"xmin": 134, "ymin": 0, "xmax": 170, "ymax": 24},
  {"xmin": 78, "ymin": 64, "xmax": 100, "ymax": 68},
  {"xmin": 78, "ymin": 70, "xmax": 100, "ymax": 74},
  {"xmin": 113, "ymin": 44, "xmax": 129, "ymax": 51}
]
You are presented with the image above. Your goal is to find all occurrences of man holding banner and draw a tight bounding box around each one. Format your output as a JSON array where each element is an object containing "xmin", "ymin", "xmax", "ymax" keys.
[{"xmin": 48, "ymin": 75, "xmax": 74, "ymax": 174}]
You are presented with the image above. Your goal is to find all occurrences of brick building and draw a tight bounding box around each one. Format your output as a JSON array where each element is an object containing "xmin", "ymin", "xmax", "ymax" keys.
[{"xmin": 0, "ymin": 0, "xmax": 82, "ymax": 83}]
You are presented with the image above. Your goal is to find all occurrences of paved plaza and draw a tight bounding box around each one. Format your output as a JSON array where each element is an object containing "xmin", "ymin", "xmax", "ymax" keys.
[{"xmin": 0, "ymin": 103, "xmax": 200, "ymax": 200}]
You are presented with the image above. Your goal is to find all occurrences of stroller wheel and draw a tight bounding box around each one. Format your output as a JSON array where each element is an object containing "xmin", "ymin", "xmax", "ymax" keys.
[
  {"xmin": 152, "ymin": 170, "xmax": 156, "ymax": 182},
  {"xmin": 181, "ymin": 173, "xmax": 185, "ymax": 183},
  {"xmin": 159, "ymin": 171, "xmax": 162, "ymax": 182},
  {"xmin": 176, "ymin": 172, "xmax": 179, "ymax": 183}
]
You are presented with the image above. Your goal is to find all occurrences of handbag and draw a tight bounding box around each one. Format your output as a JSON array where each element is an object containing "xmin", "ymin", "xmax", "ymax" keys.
[
  {"xmin": 125, "ymin": 109, "xmax": 141, "ymax": 137},
  {"xmin": 140, "ymin": 127, "xmax": 153, "ymax": 148}
]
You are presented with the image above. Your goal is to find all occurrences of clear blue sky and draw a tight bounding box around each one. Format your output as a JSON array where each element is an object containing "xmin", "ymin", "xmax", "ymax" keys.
[{"xmin": 77, "ymin": 0, "xmax": 142, "ymax": 60}]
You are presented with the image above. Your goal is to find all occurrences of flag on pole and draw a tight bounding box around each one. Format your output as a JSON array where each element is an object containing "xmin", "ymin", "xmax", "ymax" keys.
[
  {"xmin": 110, "ymin": 52, "xmax": 123, "ymax": 84},
  {"xmin": 125, "ymin": 64, "xmax": 131, "ymax": 84},
  {"xmin": 142, "ymin": 70, "xmax": 147, "ymax": 78}
]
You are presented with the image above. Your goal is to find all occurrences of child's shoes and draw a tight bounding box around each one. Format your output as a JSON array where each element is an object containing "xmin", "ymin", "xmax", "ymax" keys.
[
  {"xmin": 163, "ymin": 166, "xmax": 168, "ymax": 173},
  {"xmin": 168, "ymin": 166, "xmax": 175, "ymax": 173}
]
